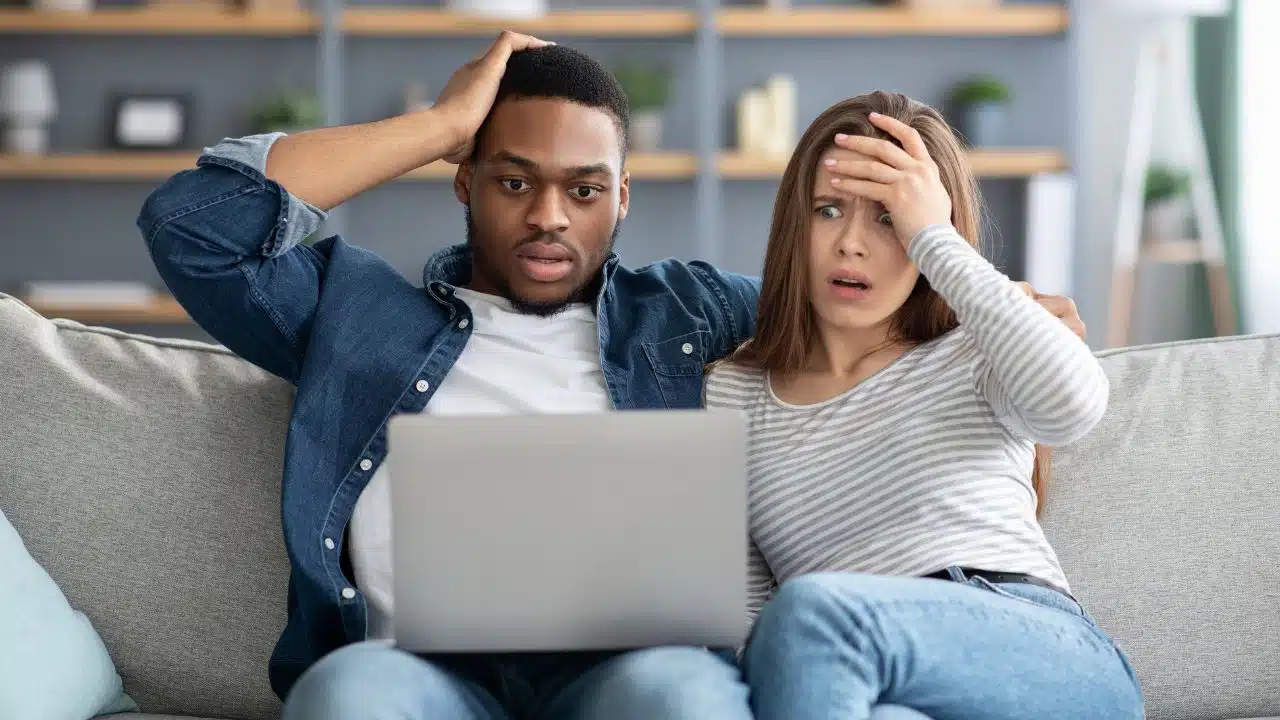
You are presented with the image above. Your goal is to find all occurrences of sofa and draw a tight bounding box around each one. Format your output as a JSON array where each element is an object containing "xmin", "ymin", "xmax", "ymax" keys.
[{"xmin": 0, "ymin": 290, "xmax": 1276, "ymax": 720}]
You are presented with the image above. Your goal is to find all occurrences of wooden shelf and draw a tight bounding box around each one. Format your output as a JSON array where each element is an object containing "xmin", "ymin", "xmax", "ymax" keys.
[
  {"xmin": 0, "ymin": 149, "xmax": 1065, "ymax": 182},
  {"xmin": 343, "ymin": 8, "xmax": 696, "ymax": 37},
  {"xmin": 0, "ymin": 8, "xmax": 317, "ymax": 35},
  {"xmin": 0, "ymin": 152, "xmax": 699, "ymax": 181},
  {"xmin": 717, "ymin": 148, "xmax": 1067, "ymax": 179},
  {"xmin": 23, "ymin": 295, "xmax": 191, "ymax": 325},
  {"xmin": 0, "ymin": 152, "xmax": 197, "ymax": 180},
  {"xmin": 0, "ymin": 6, "xmax": 1067, "ymax": 37},
  {"xmin": 717, "ymin": 6, "xmax": 1068, "ymax": 36}
]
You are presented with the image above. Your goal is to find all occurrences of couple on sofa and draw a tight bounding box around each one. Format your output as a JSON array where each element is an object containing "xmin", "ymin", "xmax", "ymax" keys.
[{"xmin": 138, "ymin": 31, "xmax": 1144, "ymax": 719}]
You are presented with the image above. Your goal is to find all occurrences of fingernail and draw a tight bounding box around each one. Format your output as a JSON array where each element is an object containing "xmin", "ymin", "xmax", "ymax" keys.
[
  {"xmin": 831, "ymin": 177, "xmax": 841, "ymax": 184},
  {"xmin": 869, "ymin": 112, "xmax": 881, "ymax": 118},
  {"xmin": 835, "ymin": 133, "xmax": 847, "ymax": 141},
  {"xmin": 824, "ymin": 158, "xmax": 835, "ymax": 165}
]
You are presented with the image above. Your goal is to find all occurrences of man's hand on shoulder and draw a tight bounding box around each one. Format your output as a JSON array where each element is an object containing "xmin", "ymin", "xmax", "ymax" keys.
[
  {"xmin": 1014, "ymin": 281, "xmax": 1086, "ymax": 342},
  {"xmin": 434, "ymin": 30, "xmax": 554, "ymax": 163}
]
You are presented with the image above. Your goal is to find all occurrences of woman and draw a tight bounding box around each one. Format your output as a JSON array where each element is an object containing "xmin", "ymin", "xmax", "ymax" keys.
[{"xmin": 704, "ymin": 91, "xmax": 1144, "ymax": 720}]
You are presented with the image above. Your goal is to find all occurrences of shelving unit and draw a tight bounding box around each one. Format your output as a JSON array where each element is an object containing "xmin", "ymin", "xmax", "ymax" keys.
[
  {"xmin": 0, "ymin": 6, "xmax": 1070, "ymax": 37},
  {"xmin": 2, "ymin": 2, "xmax": 1078, "ymax": 333},
  {"xmin": 0, "ymin": 148, "xmax": 1067, "ymax": 181},
  {"xmin": 21, "ymin": 295, "xmax": 190, "ymax": 325}
]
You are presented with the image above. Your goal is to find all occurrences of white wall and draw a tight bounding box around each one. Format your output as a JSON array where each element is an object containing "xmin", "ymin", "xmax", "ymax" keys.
[{"xmin": 1238, "ymin": 0, "xmax": 1280, "ymax": 334}]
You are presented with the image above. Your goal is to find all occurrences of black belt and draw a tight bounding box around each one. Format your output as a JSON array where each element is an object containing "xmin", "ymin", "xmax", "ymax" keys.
[{"xmin": 923, "ymin": 567, "xmax": 1072, "ymax": 599}]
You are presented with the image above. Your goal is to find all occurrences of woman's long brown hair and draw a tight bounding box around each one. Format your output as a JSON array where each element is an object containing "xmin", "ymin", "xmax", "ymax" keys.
[{"xmin": 722, "ymin": 90, "xmax": 1052, "ymax": 516}]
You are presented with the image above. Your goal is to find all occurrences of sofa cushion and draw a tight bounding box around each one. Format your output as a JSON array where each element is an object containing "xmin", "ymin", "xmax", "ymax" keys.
[
  {"xmin": 0, "ymin": 295, "xmax": 294, "ymax": 720},
  {"xmin": 1044, "ymin": 333, "xmax": 1280, "ymax": 720}
]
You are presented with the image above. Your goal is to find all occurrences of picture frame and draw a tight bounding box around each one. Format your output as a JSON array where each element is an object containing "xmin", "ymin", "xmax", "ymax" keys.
[{"xmin": 107, "ymin": 92, "xmax": 192, "ymax": 150}]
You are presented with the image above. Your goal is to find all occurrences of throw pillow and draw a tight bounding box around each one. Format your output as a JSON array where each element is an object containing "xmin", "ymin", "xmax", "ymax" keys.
[{"xmin": 0, "ymin": 508, "xmax": 137, "ymax": 719}]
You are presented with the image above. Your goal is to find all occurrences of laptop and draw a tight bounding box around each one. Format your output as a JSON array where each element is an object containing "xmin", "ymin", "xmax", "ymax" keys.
[{"xmin": 386, "ymin": 409, "xmax": 748, "ymax": 654}]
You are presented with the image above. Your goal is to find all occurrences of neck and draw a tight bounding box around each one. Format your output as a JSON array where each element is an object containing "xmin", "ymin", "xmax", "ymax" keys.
[{"xmin": 809, "ymin": 320, "xmax": 899, "ymax": 376}]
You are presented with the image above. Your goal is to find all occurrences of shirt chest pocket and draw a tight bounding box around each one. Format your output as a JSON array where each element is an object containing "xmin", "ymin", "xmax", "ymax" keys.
[{"xmin": 642, "ymin": 330, "xmax": 711, "ymax": 409}]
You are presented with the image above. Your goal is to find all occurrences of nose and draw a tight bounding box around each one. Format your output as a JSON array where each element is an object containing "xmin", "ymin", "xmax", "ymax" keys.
[
  {"xmin": 836, "ymin": 213, "xmax": 870, "ymax": 258},
  {"xmin": 526, "ymin": 187, "xmax": 570, "ymax": 235}
]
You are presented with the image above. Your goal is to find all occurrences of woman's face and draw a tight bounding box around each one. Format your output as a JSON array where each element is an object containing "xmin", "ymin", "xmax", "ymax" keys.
[{"xmin": 806, "ymin": 144, "xmax": 920, "ymax": 334}]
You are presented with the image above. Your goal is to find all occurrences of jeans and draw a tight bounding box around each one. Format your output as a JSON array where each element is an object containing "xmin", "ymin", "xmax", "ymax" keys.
[
  {"xmin": 281, "ymin": 642, "xmax": 753, "ymax": 719},
  {"xmin": 742, "ymin": 568, "xmax": 1145, "ymax": 720}
]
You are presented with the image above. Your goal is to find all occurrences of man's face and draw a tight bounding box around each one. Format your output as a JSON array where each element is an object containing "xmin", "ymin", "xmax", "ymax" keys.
[{"xmin": 456, "ymin": 97, "xmax": 629, "ymax": 316}]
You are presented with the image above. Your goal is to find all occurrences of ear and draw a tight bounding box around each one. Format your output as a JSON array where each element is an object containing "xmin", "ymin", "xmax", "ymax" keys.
[
  {"xmin": 617, "ymin": 168, "xmax": 630, "ymax": 221},
  {"xmin": 453, "ymin": 161, "xmax": 473, "ymax": 205}
]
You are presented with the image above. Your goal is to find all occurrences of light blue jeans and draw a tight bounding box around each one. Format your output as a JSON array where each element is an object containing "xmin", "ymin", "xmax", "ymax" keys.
[
  {"xmin": 742, "ymin": 569, "xmax": 1146, "ymax": 720},
  {"xmin": 281, "ymin": 642, "xmax": 755, "ymax": 719}
]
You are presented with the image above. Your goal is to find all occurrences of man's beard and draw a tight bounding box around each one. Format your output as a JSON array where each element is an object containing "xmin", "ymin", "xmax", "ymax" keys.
[{"xmin": 464, "ymin": 206, "xmax": 620, "ymax": 317}]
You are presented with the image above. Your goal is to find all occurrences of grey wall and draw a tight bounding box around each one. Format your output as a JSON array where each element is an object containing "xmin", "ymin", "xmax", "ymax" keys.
[{"xmin": 2, "ymin": 0, "xmax": 1067, "ymax": 343}]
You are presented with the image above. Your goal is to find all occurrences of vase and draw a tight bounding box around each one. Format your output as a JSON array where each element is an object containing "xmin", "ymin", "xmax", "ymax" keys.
[
  {"xmin": 1142, "ymin": 198, "xmax": 1188, "ymax": 241},
  {"xmin": 957, "ymin": 102, "xmax": 1005, "ymax": 147},
  {"xmin": 630, "ymin": 109, "xmax": 663, "ymax": 153}
]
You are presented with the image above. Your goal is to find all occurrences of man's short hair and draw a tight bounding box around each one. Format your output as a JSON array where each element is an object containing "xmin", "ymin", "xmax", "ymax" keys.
[{"xmin": 476, "ymin": 44, "xmax": 632, "ymax": 159}]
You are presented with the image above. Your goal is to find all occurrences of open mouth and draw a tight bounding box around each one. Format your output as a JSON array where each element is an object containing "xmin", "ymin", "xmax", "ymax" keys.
[
  {"xmin": 516, "ymin": 243, "xmax": 574, "ymax": 283},
  {"xmin": 832, "ymin": 277, "xmax": 870, "ymax": 291}
]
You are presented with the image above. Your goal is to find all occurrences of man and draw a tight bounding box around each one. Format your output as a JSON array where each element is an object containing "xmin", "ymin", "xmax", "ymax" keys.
[{"xmin": 139, "ymin": 31, "xmax": 1085, "ymax": 719}]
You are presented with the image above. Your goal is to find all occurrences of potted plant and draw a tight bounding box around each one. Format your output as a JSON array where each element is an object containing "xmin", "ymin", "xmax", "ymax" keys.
[
  {"xmin": 248, "ymin": 89, "xmax": 322, "ymax": 135},
  {"xmin": 949, "ymin": 74, "xmax": 1011, "ymax": 147},
  {"xmin": 1143, "ymin": 162, "xmax": 1192, "ymax": 240},
  {"xmin": 613, "ymin": 61, "xmax": 670, "ymax": 153}
]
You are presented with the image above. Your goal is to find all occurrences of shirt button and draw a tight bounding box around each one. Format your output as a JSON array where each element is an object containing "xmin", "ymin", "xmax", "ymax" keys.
[
  {"xmin": 359, "ymin": 458, "xmax": 373, "ymax": 471},
  {"xmin": 324, "ymin": 537, "xmax": 335, "ymax": 550},
  {"xmin": 341, "ymin": 587, "xmax": 356, "ymax": 600},
  {"xmin": 415, "ymin": 379, "xmax": 429, "ymax": 392},
  {"xmin": 458, "ymin": 318, "xmax": 469, "ymax": 329},
  {"xmin": 681, "ymin": 342, "xmax": 694, "ymax": 354}
]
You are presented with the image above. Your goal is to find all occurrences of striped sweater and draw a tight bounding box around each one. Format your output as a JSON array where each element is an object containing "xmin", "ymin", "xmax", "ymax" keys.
[{"xmin": 704, "ymin": 224, "xmax": 1110, "ymax": 626}]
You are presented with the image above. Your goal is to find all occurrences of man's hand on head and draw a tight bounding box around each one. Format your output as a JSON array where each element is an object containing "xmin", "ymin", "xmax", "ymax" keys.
[
  {"xmin": 434, "ymin": 30, "xmax": 555, "ymax": 164},
  {"xmin": 1014, "ymin": 281, "xmax": 1086, "ymax": 342}
]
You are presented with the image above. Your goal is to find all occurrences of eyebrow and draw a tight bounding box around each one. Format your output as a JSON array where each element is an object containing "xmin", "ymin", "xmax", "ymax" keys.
[
  {"xmin": 812, "ymin": 194, "xmax": 846, "ymax": 205},
  {"xmin": 487, "ymin": 150, "xmax": 611, "ymax": 177}
]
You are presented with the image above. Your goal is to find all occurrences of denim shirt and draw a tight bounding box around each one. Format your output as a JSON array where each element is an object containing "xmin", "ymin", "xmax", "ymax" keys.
[{"xmin": 135, "ymin": 133, "xmax": 761, "ymax": 700}]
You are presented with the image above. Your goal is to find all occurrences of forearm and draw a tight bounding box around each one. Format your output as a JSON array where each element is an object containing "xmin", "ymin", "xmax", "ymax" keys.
[
  {"xmin": 908, "ymin": 224, "xmax": 1109, "ymax": 444},
  {"xmin": 264, "ymin": 107, "xmax": 462, "ymax": 211}
]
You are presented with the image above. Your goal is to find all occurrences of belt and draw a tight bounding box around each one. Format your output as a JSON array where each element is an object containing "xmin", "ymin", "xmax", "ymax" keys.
[{"xmin": 923, "ymin": 567, "xmax": 1072, "ymax": 599}]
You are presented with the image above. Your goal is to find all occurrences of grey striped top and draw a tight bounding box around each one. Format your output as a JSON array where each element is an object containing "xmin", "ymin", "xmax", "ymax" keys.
[{"xmin": 704, "ymin": 224, "xmax": 1110, "ymax": 626}]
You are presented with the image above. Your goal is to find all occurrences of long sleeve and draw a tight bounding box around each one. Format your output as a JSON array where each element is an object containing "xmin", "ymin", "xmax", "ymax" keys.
[
  {"xmin": 139, "ymin": 133, "xmax": 328, "ymax": 383},
  {"xmin": 745, "ymin": 536, "xmax": 777, "ymax": 630},
  {"xmin": 907, "ymin": 224, "xmax": 1109, "ymax": 446}
]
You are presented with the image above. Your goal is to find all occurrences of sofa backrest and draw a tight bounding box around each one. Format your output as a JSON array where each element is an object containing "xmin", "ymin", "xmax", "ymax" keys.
[
  {"xmin": 1043, "ymin": 332, "xmax": 1280, "ymax": 720},
  {"xmin": 0, "ymin": 295, "xmax": 293, "ymax": 720},
  {"xmin": 3, "ymin": 292, "xmax": 1278, "ymax": 720}
]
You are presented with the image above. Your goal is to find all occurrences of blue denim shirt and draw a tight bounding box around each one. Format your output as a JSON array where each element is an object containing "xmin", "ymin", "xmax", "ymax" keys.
[{"xmin": 136, "ymin": 134, "xmax": 762, "ymax": 700}]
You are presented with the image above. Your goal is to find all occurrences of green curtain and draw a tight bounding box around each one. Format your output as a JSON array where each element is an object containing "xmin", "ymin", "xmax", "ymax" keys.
[{"xmin": 1194, "ymin": 1, "xmax": 1246, "ymax": 334}]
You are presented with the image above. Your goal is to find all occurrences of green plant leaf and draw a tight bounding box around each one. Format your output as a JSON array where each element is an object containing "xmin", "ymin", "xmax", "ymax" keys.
[
  {"xmin": 1144, "ymin": 162, "xmax": 1192, "ymax": 205},
  {"xmin": 950, "ymin": 74, "xmax": 1012, "ymax": 106}
]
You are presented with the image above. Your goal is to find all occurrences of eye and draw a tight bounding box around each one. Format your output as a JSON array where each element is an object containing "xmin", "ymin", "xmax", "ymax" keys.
[
  {"xmin": 815, "ymin": 205, "xmax": 842, "ymax": 219},
  {"xmin": 572, "ymin": 186, "xmax": 601, "ymax": 200},
  {"xmin": 877, "ymin": 212, "xmax": 893, "ymax": 227},
  {"xmin": 500, "ymin": 178, "xmax": 529, "ymax": 192}
]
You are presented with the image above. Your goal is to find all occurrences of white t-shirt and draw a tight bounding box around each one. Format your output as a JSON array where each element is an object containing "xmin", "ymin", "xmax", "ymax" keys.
[{"xmin": 348, "ymin": 286, "xmax": 614, "ymax": 640}]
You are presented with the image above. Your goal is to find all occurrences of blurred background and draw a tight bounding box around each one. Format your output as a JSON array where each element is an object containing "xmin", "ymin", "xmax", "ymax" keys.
[{"xmin": 1, "ymin": 0, "xmax": 1272, "ymax": 350}]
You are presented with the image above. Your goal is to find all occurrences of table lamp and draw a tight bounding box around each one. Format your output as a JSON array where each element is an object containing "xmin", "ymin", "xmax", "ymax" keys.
[{"xmin": 0, "ymin": 59, "xmax": 58, "ymax": 155}]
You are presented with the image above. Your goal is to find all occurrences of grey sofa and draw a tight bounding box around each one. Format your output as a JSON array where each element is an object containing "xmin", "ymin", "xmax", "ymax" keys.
[{"xmin": 1, "ymin": 291, "xmax": 1277, "ymax": 720}]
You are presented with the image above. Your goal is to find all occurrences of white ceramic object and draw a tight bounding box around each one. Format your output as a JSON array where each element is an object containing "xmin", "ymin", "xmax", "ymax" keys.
[
  {"xmin": 1143, "ymin": 199, "xmax": 1189, "ymax": 241},
  {"xmin": 0, "ymin": 60, "xmax": 57, "ymax": 154},
  {"xmin": 763, "ymin": 74, "xmax": 796, "ymax": 158},
  {"xmin": 32, "ymin": 0, "xmax": 95, "ymax": 11},
  {"xmin": 630, "ymin": 109, "xmax": 663, "ymax": 153},
  {"xmin": 445, "ymin": 0, "xmax": 546, "ymax": 19},
  {"xmin": 1107, "ymin": 0, "xmax": 1229, "ymax": 16}
]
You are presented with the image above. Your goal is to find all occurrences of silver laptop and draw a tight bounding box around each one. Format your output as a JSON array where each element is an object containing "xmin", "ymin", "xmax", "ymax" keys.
[{"xmin": 386, "ymin": 409, "xmax": 748, "ymax": 654}]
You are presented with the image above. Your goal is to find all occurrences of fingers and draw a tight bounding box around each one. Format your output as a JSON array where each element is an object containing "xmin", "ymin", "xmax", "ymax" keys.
[
  {"xmin": 868, "ymin": 112, "xmax": 931, "ymax": 162},
  {"xmin": 479, "ymin": 30, "xmax": 554, "ymax": 63},
  {"xmin": 1014, "ymin": 281, "xmax": 1036, "ymax": 299},
  {"xmin": 1034, "ymin": 293, "xmax": 1087, "ymax": 341},
  {"xmin": 834, "ymin": 133, "xmax": 914, "ymax": 170},
  {"xmin": 823, "ymin": 157, "xmax": 902, "ymax": 185}
]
